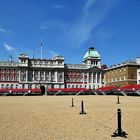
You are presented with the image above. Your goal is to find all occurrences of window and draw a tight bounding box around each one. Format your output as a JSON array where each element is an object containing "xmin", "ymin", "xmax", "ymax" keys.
[
  {"xmin": 59, "ymin": 85, "xmax": 61, "ymax": 88},
  {"xmin": 6, "ymin": 70, "xmax": 9, "ymax": 73},
  {"xmin": 131, "ymin": 74, "xmax": 134, "ymax": 79},
  {"xmin": 71, "ymin": 76, "xmax": 74, "ymax": 82},
  {"xmin": 11, "ymin": 76, "xmax": 14, "ymax": 81},
  {"xmin": 108, "ymin": 79, "xmax": 110, "ymax": 82},
  {"xmin": 6, "ymin": 75, "xmax": 9, "ymax": 81},
  {"xmin": 111, "ymin": 77, "xmax": 113, "ymax": 82},
  {"xmin": 80, "ymin": 77, "xmax": 83, "ymax": 82},
  {"xmin": 124, "ymin": 75, "xmax": 126, "ymax": 80},
  {"xmin": 76, "ymin": 77, "xmax": 79, "ymax": 82},
  {"xmin": 16, "ymin": 85, "xmax": 18, "ymax": 89},
  {"xmin": 6, "ymin": 84, "xmax": 9, "ymax": 88},
  {"xmin": 97, "ymin": 78, "xmax": 100, "ymax": 83},
  {"xmin": 120, "ymin": 76, "xmax": 121, "ymax": 81},
  {"xmin": 1, "ymin": 84, "xmax": 4, "ymax": 88},
  {"xmin": 1, "ymin": 69, "xmax": 4, "ymax": 73},
  {"xmin": 58, "ymin": 61, "xmax": 62, "ymax": 65},
  {"xmin": 84, "ymin": 77, "xmax": 87, "ymax": 82},
  {"xmin": 11, "ymin": 70, "xmax": 14, "ymax": 73},
  {"xmin": 15, "ymin": 75, "xmax": 19, "ymax": 81},
  {"xmin": 1, "ymin": 75, "xmax": 4, "ymax": 81},
  {"xmin": 11, "ymin": 84, "xmax": 13, "ymax": 89}
]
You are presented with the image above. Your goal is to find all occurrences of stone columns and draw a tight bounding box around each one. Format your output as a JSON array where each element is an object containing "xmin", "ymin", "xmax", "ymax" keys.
[
  {"xmin": 55, "ymin": 71, "xmax": 58, "ymax": 82},
  {"xmin": 96, "ymin": 72, "xmax": 98, "ymax": 84},
  {"xmin": 87, "ymin": 73, "xmax": 89, "ymax": 88},
  {"xmin": 100, "ymin": 73, "xmax": 102, "ymax": 84},
  {"xmin": 44, "ymin": 71, "xmax": 46, "ymax": 81},
  {"xmin": 33, "ymin": 71, "xmax": 35, "ymax": 81},
  {"xmin": 91, "ymin": 73, "xmax": 93, "ymax": 83},
  {"xmin": 38, "ymin": 71, "xmax": 40, "ymax": 81},
  {"xmin": 49, "ymin": 71, "xmax": 51, "ymax": 82},
  {"xmin": 19, "ymin": 70, "xmax": 21, "ymax": 82},
  {"xmin": 26, "ymin": 70, "xmax": 28, "ymax": 82},
  {"xmin": 81, "ymin": 72, "xmax": 84, "ymax": 88}
]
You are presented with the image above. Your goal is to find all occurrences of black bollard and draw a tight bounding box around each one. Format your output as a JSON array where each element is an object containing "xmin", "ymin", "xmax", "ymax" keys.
[
  {"xmin": 71, "ymin": 98, "xmax": 75, "ymax": 107},
  {"xmin": 117, "ymin": 96, "xmax": 120, "ymax": 104},
  {"xmin": 118, "ymin": 108, "xmax": 122, "ymax": 134},
  {"xmin": 111, "ymin": 108, "xmax": 127, "ymax": 138},
  {"xmin": 79, "ymin": 100, "xmax": 86, "ymax": 114}
]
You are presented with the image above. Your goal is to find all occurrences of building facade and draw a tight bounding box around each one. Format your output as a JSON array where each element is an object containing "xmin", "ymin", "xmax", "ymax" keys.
[
  {"xmin": 0, "ymin": 47, "xmax": 105, "ymax": 89},
  {"xmin": 104, "ymin": 58, "xmax": 140, "ymax": 87}
]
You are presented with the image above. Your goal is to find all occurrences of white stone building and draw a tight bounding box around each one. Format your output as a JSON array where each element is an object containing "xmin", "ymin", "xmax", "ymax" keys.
[{"xmin": 0, "ymin": 47, "xmax": 105, "ymax": 89}]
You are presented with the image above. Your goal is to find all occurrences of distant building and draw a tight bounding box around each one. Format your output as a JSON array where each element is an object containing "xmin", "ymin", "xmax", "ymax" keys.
[
  {"xmin": 136, "ymin": 57, "xmax": 140, "ymax": 84},
  {"xmin": 0, "ymin": 47, "xmax": 105, "ymax": 89},
  {"xmin": 104, "ymin": 58, "xmax": 140, "ymax": 87}
]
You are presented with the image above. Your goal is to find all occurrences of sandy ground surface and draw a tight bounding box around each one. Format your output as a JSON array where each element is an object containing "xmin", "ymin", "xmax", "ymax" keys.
[{"xmin": 0, "ymin": 95, "xmax": 140, "ymax": 140}]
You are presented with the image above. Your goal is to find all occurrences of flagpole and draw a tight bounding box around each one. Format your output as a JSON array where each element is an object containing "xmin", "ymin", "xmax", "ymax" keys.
[{"xmin": 41, "ymin": 42, "xmax": 43, "ymax": 59}]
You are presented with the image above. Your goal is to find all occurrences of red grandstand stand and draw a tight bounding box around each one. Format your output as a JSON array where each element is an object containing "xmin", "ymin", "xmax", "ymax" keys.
[
  {"xmin": 48, "ymin": 88, "xmax": 91, "ymax": 92},
  {"xmin": 95, "ymin": 86, "xmax": 118, "ymax": 95},
  {"xmin": 12, "ymin": 88, "xmax": 29, "ymax": 93},
  {"xmin": 30, "ymin": 88, "xmax": 41, "ymax": 93},
  {"xmin": 117, "ymin": 84, "xmax": 140, "ymax": 92},
  {"xmin": 47, "ymin": 88, "xmax": 93, "ymax": 95},
  {"xmin": 0, "ymin": 88, "xmax": 42, "ymax": 96},
  {"xmin": 96, "ymin": 86, "xmax": 117, "ymax": 92},
  {"xmin": 0, "ymin": 88, "xmax": 9, "ymax": 93},
  {"xmin": 112, "ymin": 84, "xmax": 140, "ymax": 96}
]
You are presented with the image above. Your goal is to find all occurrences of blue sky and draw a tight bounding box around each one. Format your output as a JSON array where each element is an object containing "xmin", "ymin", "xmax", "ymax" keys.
[{"xmin": 0, "ymin": 0, "xmax": 140, "ymax": 66}]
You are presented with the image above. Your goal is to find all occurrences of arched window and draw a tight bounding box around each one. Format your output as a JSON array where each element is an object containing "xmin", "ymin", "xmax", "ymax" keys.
[
  {"xmin": 11, "ymin": 76, "xmax": 14, "ymax": 81},
  {"xmin": 6, "ymin": 75, "xmax": 9, "ymax": 81},
  {"xmin": 1, "ymin": 75, "xmax": 4, "ymax": 81}
]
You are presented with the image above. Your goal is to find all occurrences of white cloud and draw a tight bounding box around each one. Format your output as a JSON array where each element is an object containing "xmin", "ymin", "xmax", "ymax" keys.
[
  {"xmin": 70, "ymin": 0, "xmax": 118, "ymax": 47},
  {"xmin": 84, "ymin": 0, "xmax": 97, "ymax": 13},
  {"xmin": 48, "ymin": 50, "xmax": 59, "ymax": 58},
  {"xmin": 0, "ymin": 28, "xmax": 6, "ymax": 33},
  {"xmin": 40, "ymin": 20, "xmax": 70, "ymax": 31},
  {"xmin": 52, "ymin": 4, "xmax": 64, "ymax": 9},
  {"xmin": 40, "ymin": 0, "xmax": 119, "ymax": 48},
  {"xmin": 3, "ymin": 42, "xmax": 15, "ymax": 51}
]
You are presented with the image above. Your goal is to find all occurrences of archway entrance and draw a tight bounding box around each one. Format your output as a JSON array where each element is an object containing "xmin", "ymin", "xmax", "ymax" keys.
[{"xmin": 40, "ymin": 85, "xmax": 45, "ymax": 95}]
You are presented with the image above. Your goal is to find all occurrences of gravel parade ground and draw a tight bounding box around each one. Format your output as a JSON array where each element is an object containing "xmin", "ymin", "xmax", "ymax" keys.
[{"xmin": 0, "ymin": 95, "xmax": 140, "ymax": 140}]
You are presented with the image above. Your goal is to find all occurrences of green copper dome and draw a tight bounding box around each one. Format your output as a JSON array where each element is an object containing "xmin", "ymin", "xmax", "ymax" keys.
[{"xmin": 83, "ymin": 47, "xmax": 101, "ymax": 60}]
